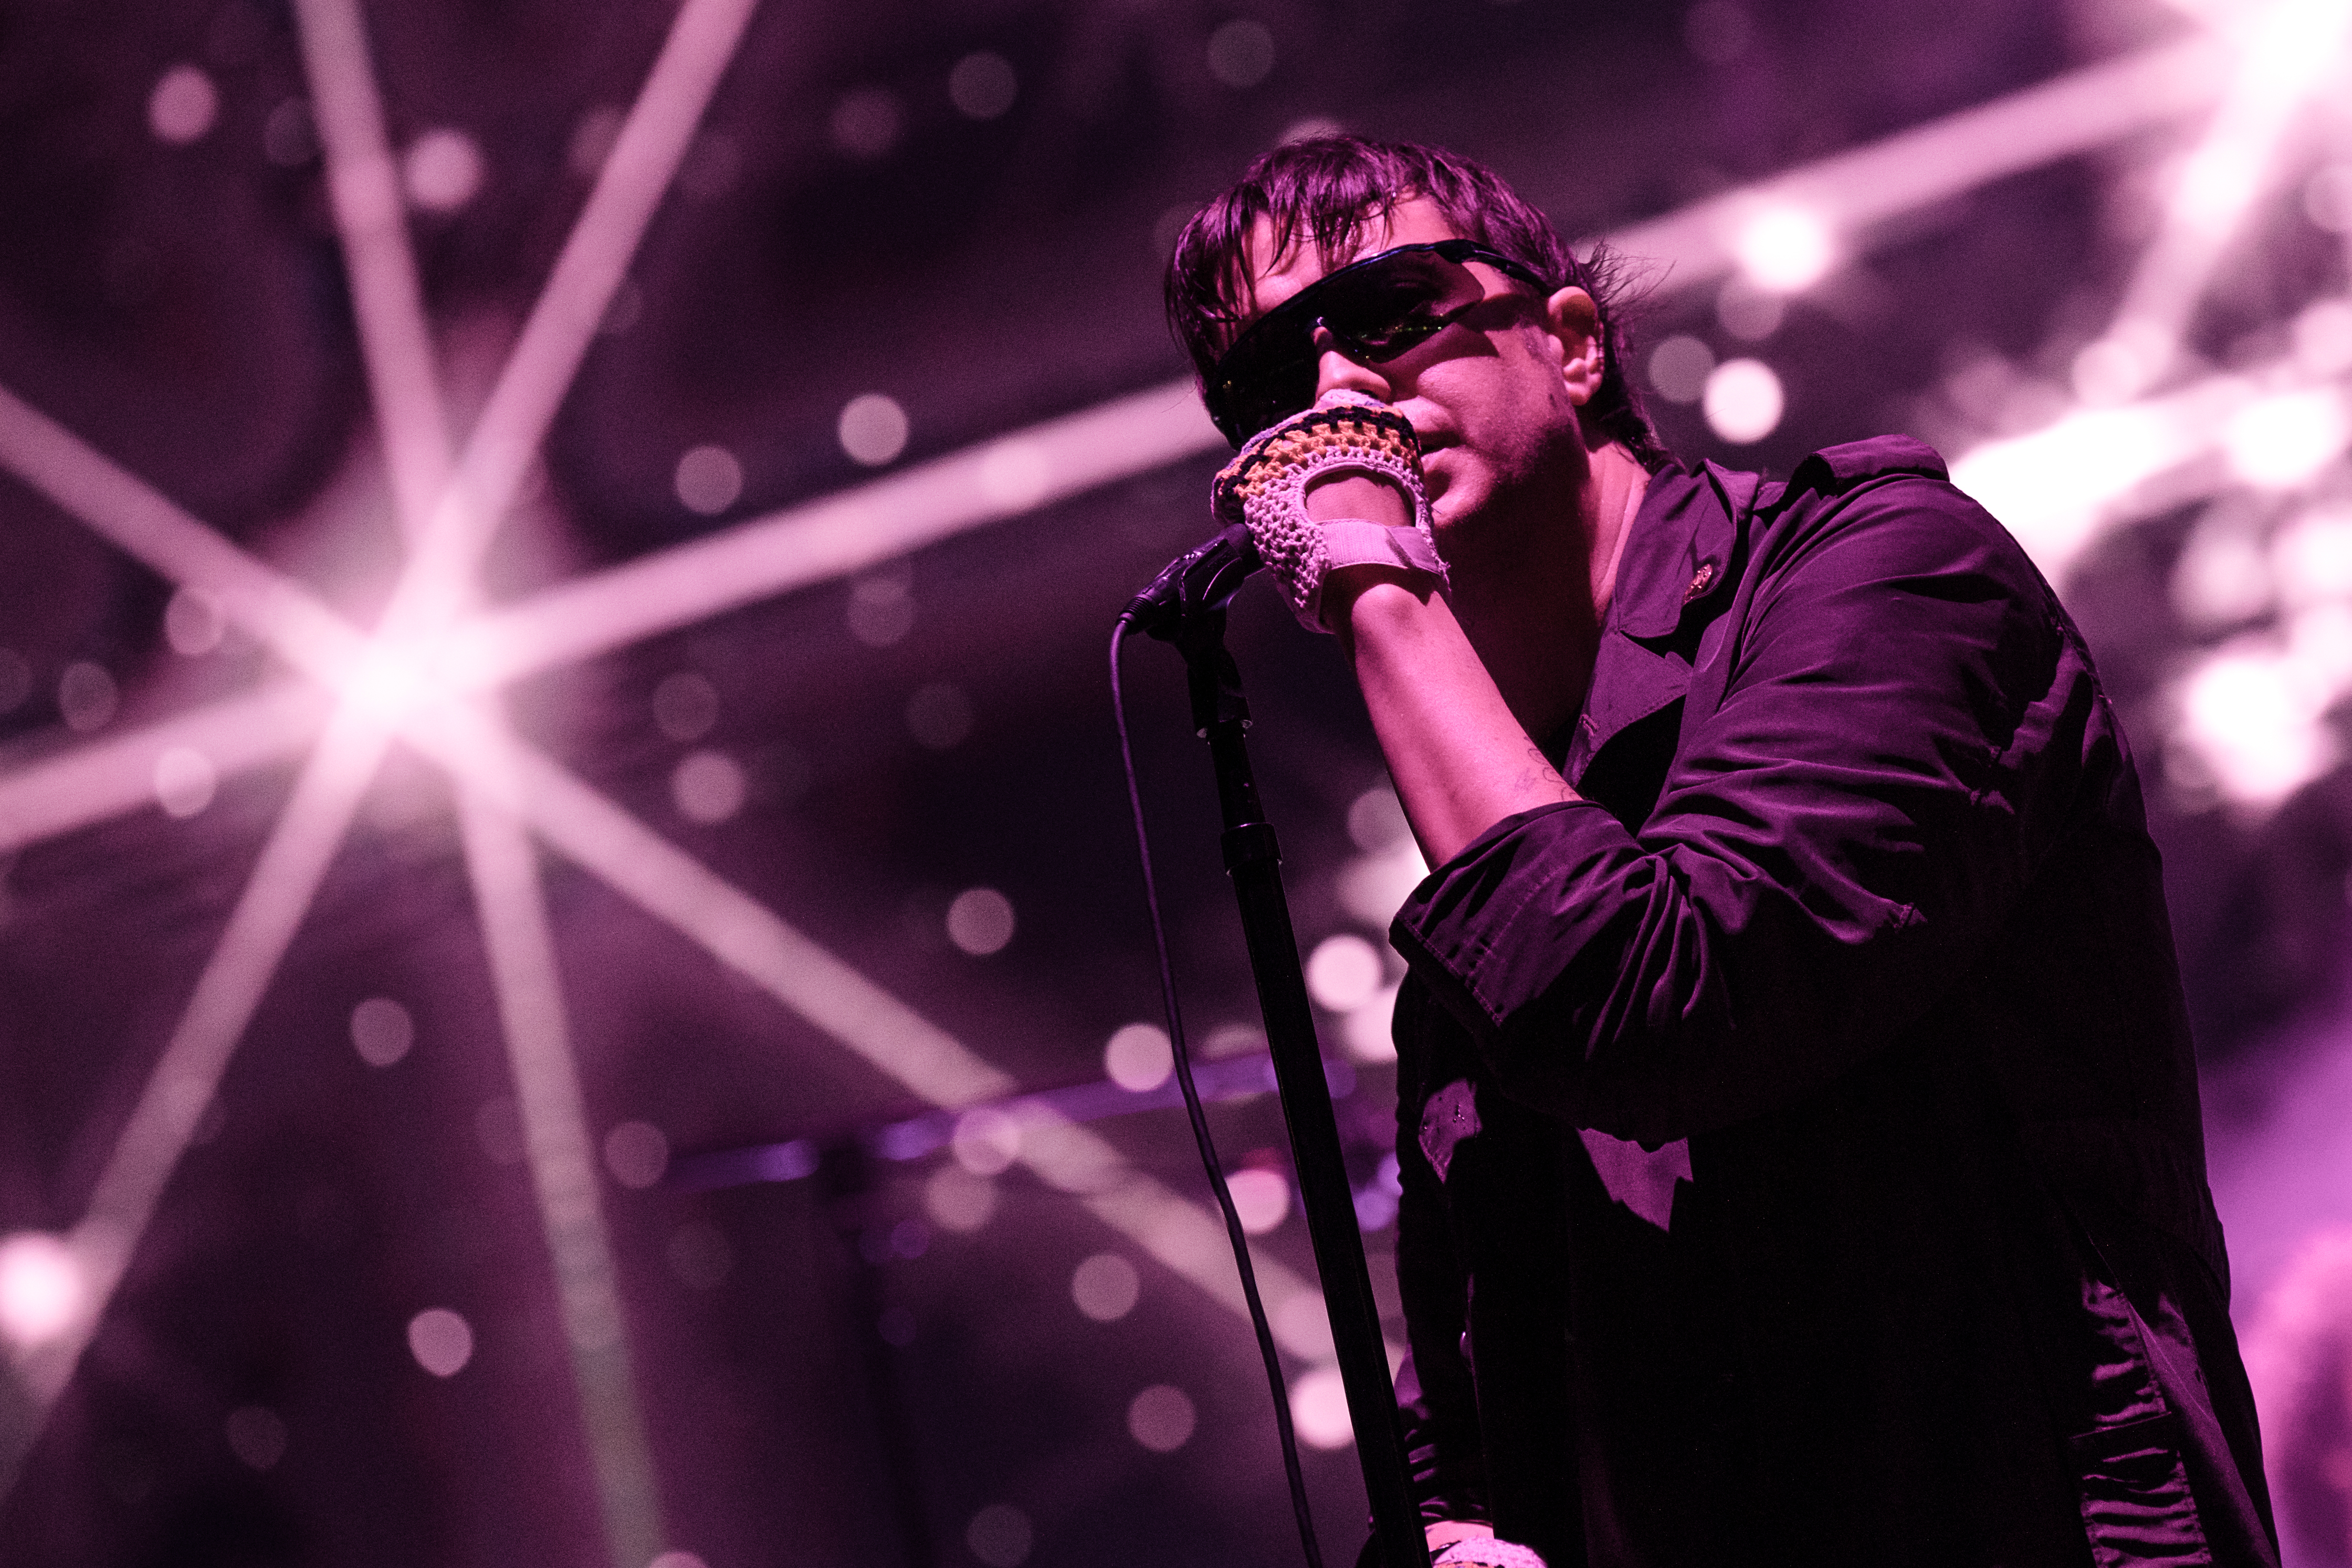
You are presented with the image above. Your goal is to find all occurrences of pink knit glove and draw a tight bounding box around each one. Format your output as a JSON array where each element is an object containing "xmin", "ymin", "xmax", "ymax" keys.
[{"xmin": 1210, "ymin": 390, "xmax": 1446, "ymax": 632}]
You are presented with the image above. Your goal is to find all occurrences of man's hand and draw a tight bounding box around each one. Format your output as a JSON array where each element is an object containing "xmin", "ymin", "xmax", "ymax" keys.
[{"xmin": 1210, "ymin": 390, "xmax": 1446, "ymax": 632}]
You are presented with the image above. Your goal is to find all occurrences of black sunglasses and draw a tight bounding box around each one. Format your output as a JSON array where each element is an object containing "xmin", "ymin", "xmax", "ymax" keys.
[{"xmin": 1203, "ymin": 238, "xmax": 1553, "ymax": 446}]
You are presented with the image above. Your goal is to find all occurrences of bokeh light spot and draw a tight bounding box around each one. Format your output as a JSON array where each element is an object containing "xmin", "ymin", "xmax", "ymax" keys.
[
  {"xmin": 1103, "ymin": 1022, "xmax": 1173, "ymax": 1093},
  {"xmin": 165, "ymin": 587, "xmax": 226, "ymax": 656},
  {"xmin": 907, "ymin": 682, "xmax": 974, "ymax": 749},
  {"xmin": 403, "ymin": 128, "xmax": 484, "ymax": 212},
  {"xmin": 1206, "ymin": 20, "xmax": 1276, "ymax": 87},
  {"xmin": 603, "ymin": 1121, "xmax": 670, "ymax": 1189},
  {"xmin": 58, "ymin": 662, "xmax": 119, "ymax": 733},
  {"xmin": 406, "ymin": 1308, "xmax": 474, "ymax": 1377},
  {"xmin": 830, "ymin": 88, "xmax": 901, "ymax": 159},
  {"xmin": 1342, "ymin": 984, "xmax": 1401, "ymax": 1064},
  {"xmin": 1127, "ymin": 1384, "xmax": 1197, "ymax": 1453},
  {"xmin": 925, "ymin": 1164, "xmax": 998, "ymax": 1232},
  {"xmin": 2223, "ymin": 390, "xmax": 2348, "ymax": 491},
  {"xmin": 154, "ymin": 747, "xmax": 218, "ymax": 819},
  {"xmin": 1289, "ymin": 1366, "xmax": 1355, "ymax": 1449},
  {"xmin": 2307, "ymin": 163, "xmax": 2352, "ymax": 234},
  {"xmin": 148, "ymin": 65, "xmax": 219, "ymax": 145},
  {"xmin": 946, "ymin": 887, "xmax": 1016, "ymax": 955},
  {"xmin": 1226, "ymin": 1167, "xmax": 1291, "ymax": 1235},
  {"xmin": 1703, "ymin": 359, "xmax": 1785, "ymax": 444},
  {"xmin": 350, "ymin": 997, "xmax": 415, "ymax": 1068},
  {"xmin": 838, "ymin": 393, "xmax": 910, "ymax": 466},
  {"xmin": 0, "ymin": 1233, "xmax": 84, "ymax": 1348},
  {"xmin": 225, "ymin": 1406, "xmax": 287, "ymax": 1471},
  {"xmin": 951, "ymin": 1107, "xmax": 1021, "ymax": 1175},
  {"xmin": 1646, "ymin": 334, "xmax": 1716, "ymax": 405},
  {"xmin": 649, "ymin": 1553, "xmax": 711, "ymax": 1568},
  {"xmin": 674, "ymin": 445, "xmax": 743, "ymax": 515},
  {"xmin": 1306, "ymin": 933, "xmax": 1383, "ymax": 1013},
  {"xmin": 652, "ymin": 671, "xmax": 720, "ymax": 742},
  {"xmin": 949, "ymin": 52, "xmax": 1018, "ymax": 120},
  {"xmin": 1715, "ymin": 278, "xmax": 1786, "ymax": 342},
  {"xmin": 1072, "ymin": 1252, "xmax": 1141, "ymax": 1321},
  {"xmin": 967, "ymin": 1503, "xmax": 1034, "ymax": 1568},
  {"xmin": 671, "ymin": 750, "xmax": 747, "ymax": 825},
  {"xmin": 849, "ymin": 570, "xmax": 917, "ymax": 646}
]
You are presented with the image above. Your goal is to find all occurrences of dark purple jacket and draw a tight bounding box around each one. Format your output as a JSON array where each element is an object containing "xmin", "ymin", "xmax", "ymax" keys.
[{"xmin": 1384, "ymin": 438, "xmax": 2277, "ymax": 1568}]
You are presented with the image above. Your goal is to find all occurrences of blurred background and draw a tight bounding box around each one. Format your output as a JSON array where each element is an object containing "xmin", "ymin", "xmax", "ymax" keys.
[{"xmin": 1, "ymin": 0, "xmax": 2350, "ymax": 1562}]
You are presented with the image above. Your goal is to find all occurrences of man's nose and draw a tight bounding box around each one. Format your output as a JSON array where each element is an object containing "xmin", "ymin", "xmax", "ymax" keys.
[{"xmin": 1312, "ymin": 324, "xmax": 1392, "ymax": 404}]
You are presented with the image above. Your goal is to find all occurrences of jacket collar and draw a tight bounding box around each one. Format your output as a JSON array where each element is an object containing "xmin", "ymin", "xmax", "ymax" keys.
[{"xmin": 1561, "ymin": 460, "xmax": 1751, "ymax": 785}]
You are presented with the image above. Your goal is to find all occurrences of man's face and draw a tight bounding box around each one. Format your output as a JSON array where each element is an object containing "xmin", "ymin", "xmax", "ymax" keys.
[{"xmin": 1239, "ymin": 196, "xmax": 1596, "ymax": 548}]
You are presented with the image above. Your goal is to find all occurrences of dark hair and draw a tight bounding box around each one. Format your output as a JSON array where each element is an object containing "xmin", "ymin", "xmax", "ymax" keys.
[{"xmin": 1165, "ymin": 135, "xmax": 1665, "ymax": 468}]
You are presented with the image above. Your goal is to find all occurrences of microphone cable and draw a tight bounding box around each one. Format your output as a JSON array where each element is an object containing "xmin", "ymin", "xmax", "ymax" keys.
[{"xmin": 1109, "ymin": 612, "xmax": 1327, "ymax": 1568}]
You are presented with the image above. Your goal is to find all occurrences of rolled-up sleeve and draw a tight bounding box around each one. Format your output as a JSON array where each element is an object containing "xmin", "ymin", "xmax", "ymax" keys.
[{"xmin": 1391, "ymin": 475, "xmax": 2100, "ymax": 1146}]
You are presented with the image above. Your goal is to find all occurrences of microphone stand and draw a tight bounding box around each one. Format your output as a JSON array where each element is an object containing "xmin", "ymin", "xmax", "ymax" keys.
[{"xmin": 1163, "ymin": 606, "xmax": 1431, "ymax": 1568}]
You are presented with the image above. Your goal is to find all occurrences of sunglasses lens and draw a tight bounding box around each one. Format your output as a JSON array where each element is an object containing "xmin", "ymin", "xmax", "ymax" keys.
[{"xmin": 1212, "ymin": 248, "xmax": 1487, "ymax": 441}]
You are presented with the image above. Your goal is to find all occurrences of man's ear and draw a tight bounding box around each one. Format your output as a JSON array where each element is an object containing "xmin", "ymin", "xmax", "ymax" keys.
[{"xmin": 1545, "ymin": 287, "xmax": 1605, "ymax": 406}]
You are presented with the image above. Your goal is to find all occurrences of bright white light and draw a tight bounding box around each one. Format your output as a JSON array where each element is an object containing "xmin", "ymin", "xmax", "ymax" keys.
[
  {"xmin": 153, "ymin": 746, "xmax": 218, "ymax": 819},
  {"xmin": 966, "ymin": 1504, "xmax": 1034, "ymax": 1568},
  {"xmin": 1288, "ymin": 1365, "xmax": 1354, "ymax": 1449},
  {"xmin": 1127, "ymin": 1383, "xmax": 1197, "ymax": 1452},
  {"xmin": 350, "ymin": 996, "xmax": 414, "ymax": 1067},
  {"xmin": 2223, "ymin": 390, "xmax": 2349, "ymax": 490},
  {"xmin": 403, "ymin": 129, "xmax": 484, "ymax": 213},
  {"xmin": 1306, "ymin": 933, "xmax": 1383, "ymax": 1012},
  {"xmin": 1071, "ymin": 1252, "xmax": 1141, "ymax": 1321},
  {"xmin": 925, "ymin": 1164, "xmax": 997, "ymax": 1232},
  {"xmin": 946, "ymin": 887, "xmax": 1015, "ymax": 955},
  {"xmin": 58, "ymin": 662, "xmax": 118, "ymax": 733},
  {"xmin": 949, "ymin": 52, "xmax": 1018, "ymax": 120},
  {"xmin": 1702, "ymin": 359, "xmax": 1784, "ymax": 444},
  {"xmin": 951, "ymin": 1107, "xmax": 1022, "ymax": 1175},
  {"xmin": 1206, "ymin": 20, "xmax": 1277, "ymax": 88},
  {"xmin": 670, "ymin": 750, "xmax": 746, "ymax": 824},
  {"xmin": 602, "ymin": 1120, "xmax": 669, "ymax": 1188},
  {"xmin": 1226, "ymin": 1167, "xmax": 1290, "ymax": 1235},
  {"xmin": 148, "ymin": 66, "xmax": 219, "ymax": 146},
  {"xmin": 0, "ymin": 1233, "xmax": 85, "ymax": 1349},
  {"xmin": 674, "ymin": 445, "xmax": 742, "ymax": 515},
  {"xmin": 224, "ymin": 1405, "xmax": 288, "ymax": 1471},
  {"xmin": 1647, "ymin": 334, "xmax": 1716, "ymax": 405},
  {"xmin": 2172, "ymin": 642, "xmax": 2339, "ymax": 807},
  {"xmin": 1732, "ymin": 205, "xmax": 1833, "ymax": 293},
  {"xmin": 407, "ymin": 1307, "xmax": 475, "ymax": 1377},
  {"xmin": 1103, "ymin": 1022, "xmax": 1173, "ymax": 1093},
  {"xmin": 341, "ymin": 647, "xmax": 427, "ymax": 723},
  {"xmin": 838, "ymin": 393, "xmax": 910, "ymax": 466},
  {"xmin": 1950, "ymin": 401, "xmax": 2178, "ymax": 576}
]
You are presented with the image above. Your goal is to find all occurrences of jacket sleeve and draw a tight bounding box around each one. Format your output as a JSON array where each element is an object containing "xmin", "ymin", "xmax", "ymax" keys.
[{"xmin": 1390, "ymin": 470, "xmax": 2106, "ymax": 1146}]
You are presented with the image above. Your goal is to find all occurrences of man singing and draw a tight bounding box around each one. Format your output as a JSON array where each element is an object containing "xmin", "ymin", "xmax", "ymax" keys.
[{"xmin": 1165, "ymin": 136, "xmax": 2277, "ymax": 1567}]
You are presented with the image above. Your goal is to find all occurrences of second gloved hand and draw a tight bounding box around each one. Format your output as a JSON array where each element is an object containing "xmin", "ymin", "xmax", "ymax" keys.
[{"xmin": 1210, "ymin": 390, "xmax": 1446, "ymax": 632}]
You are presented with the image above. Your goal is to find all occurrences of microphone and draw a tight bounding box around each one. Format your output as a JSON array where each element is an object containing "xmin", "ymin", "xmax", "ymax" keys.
[{"xmin": 1121, "ymin": 521, "xmax": 1261, "ymax": 639}]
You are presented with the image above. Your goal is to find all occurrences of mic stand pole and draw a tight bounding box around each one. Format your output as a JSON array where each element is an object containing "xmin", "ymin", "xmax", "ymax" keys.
[{"xmin": 1170, "ymin": 607, "xmax": 1431, "ymax": 1568}]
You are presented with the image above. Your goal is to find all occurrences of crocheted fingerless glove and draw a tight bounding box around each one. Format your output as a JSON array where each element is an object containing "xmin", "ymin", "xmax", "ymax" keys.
[
  {"xmin": 1433, "ymin": 1536, "xmax": 1547, "ymax": 1568},
  {"xmin": 1210, "ymin": 389, "xmax": 1446, "ymax": 632}
]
